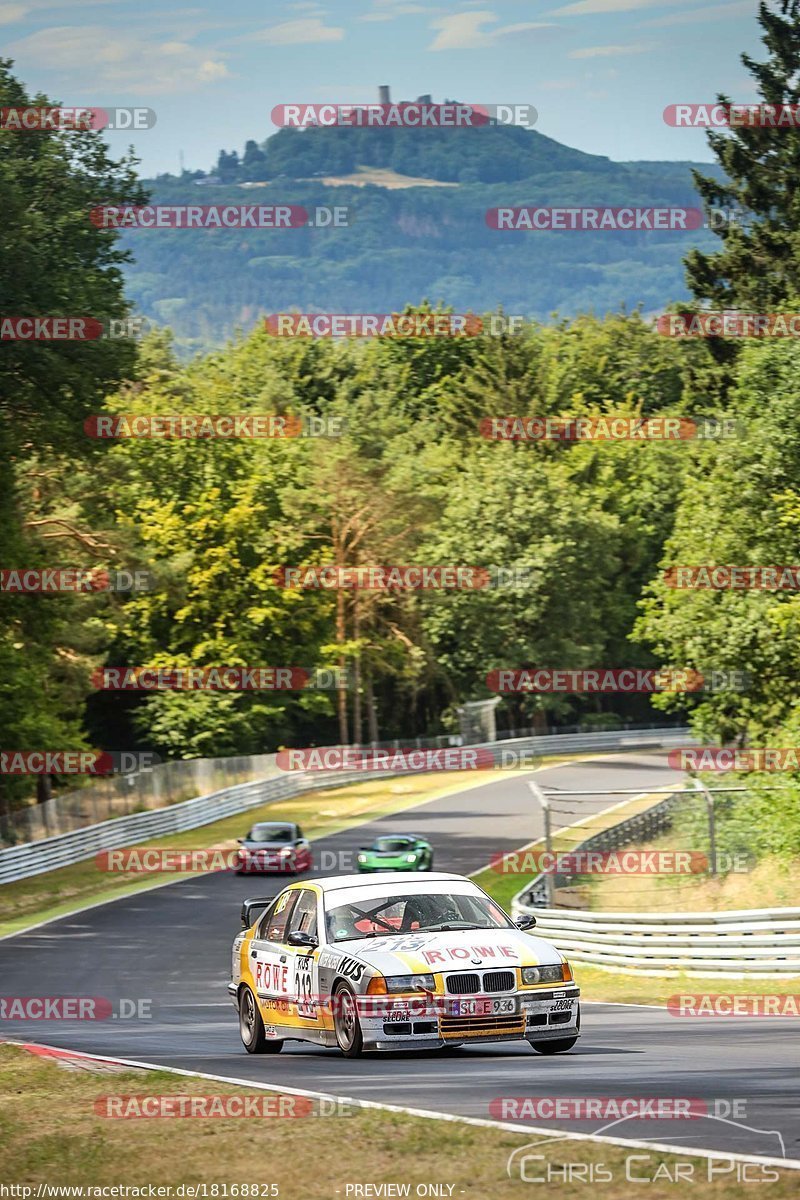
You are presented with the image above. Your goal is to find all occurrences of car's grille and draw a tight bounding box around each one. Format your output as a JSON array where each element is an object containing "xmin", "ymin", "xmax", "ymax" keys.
[
  {"xmin": 445, "ymin": 970, "xmax": 515, "ymax": 994},
  {"xmin": 446, "ymin": 973, "xmax": 481, "ymax": 994},
  {"xmin": 482, "ymin": 970, "xmax": 515, "ymax": 993},
  {"xmin": 440, "ymin": 1014, "xmax": 526, "ymax": 1039}
]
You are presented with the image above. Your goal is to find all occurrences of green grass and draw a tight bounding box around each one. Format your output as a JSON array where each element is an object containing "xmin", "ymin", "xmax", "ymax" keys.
[{"xmin": 0, "ymin": 1044, "xmax": 795, "ymax": 1198}]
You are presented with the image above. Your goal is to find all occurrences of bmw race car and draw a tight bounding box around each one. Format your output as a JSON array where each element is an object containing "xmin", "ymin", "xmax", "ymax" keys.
[
  {"xmin": 234, "ymin": 821, "xmax": 313, "ymax": 875},
  {"xmin": 229, "ymin": 872, "xmax": 580, "ymax": 1057},
  {"xmin": 356, "ymin": 834, "xmax": 434, "ymax": 872}
]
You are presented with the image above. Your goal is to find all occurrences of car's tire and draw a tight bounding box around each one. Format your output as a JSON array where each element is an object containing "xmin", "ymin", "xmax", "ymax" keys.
[
  {"xmin": 425, "ymin": 852, "xmax": 434, "ymax": 871},
  {"xmin": 528, "ymin": 1036, "xmax": 578, "ymax": 1055},
  {"xmin": 239, "ymin": 986, "xmax": 283, "ymax": 1054},
  {"xmin": 332, "ymin": 982, "xmax": 364, "ymax": 1058}
]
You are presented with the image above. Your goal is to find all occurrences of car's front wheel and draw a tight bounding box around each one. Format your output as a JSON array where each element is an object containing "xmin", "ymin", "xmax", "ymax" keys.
[
  {"xmin": 239, "ymin": 986, "xmax": 283, "ymax": 1054},
  {"xmin": 333, "ymin": 982, "xmax": 364, "ymax": 1057}
]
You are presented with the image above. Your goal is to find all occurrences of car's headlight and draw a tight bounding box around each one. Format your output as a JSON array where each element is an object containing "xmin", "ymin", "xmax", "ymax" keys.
[
  {"xmin": 279, "ymin": 846, "xmax": 293, "ymax": 856},
  {"xmin": 357, "ymin": 854, "xmax": 367, "ymax": 863},
  {"xmin": 521, "ymin": 963, "xmax": 570, "ymax": 985},
  {"xmin": 405, "ymin": 853, "xmax": 417, "ymax": 863},
  {"xmin": 385, "ymin": 973, "xmax": 435, "ymax": 994}
]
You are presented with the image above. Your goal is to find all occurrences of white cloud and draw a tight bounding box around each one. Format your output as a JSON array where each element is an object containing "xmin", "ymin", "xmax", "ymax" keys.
[
  {"xmin": 428, "ymin": 10, "xmax": 557, "ymax": 51},
  {"xmin": 6, "ymin": 25, "xmax": 230, "ymax": 93},
  {"xmin": 0, "ymin": 0, "xmax": 118, "ymax": 21},
  {"xmin": 569, "ymin": 42, "xmax": 651, "ymax": 58},
  {"xmin": 0, "ymin": 3, "xmax": 29, "ymax": 22},
  {"xmin": 550, "ymin": 0, "xmax": 689, "ymax": 14},
  {"xmin": 249, "ymin": 17, "xmax": 344, "ymax": 44},
  {"xmin": 360, "ymin": 0, "xmax": 426, "ymax": 20}
]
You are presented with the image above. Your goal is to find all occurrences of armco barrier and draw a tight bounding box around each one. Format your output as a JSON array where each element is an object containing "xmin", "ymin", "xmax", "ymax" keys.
[
  {"xmin": 0, "ymin": 727, "xmax": 690, "ymax": 886},
  {"xmin": 510, "ymin": 904, "xmax": 800, "ymax": 977}
]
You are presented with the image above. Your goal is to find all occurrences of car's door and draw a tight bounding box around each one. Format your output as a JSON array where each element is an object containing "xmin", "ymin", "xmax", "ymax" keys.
[
  {"xmin": 249, "ymin": 887, "xmax": 299, "ymax": 1024},
  {"xmin": 284, "ymin": 887, "xmax": 322, "ymax": 1024}
]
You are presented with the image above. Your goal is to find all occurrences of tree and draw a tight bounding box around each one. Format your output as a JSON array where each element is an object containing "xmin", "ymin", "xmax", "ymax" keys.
[
  {"xmin": 685, "ymin": 0, "xmax": 800, "ymax": 309},
  {"xmin": 0, "ymin": 59, "xmax": 148, "ymax": 809}
]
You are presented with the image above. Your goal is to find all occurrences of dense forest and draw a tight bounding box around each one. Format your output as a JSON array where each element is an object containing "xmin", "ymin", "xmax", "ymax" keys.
[
  {"xmin": 123, "ymin": 125, "xmax": 725, "ymax": 351},
  {"xmin": 4, "ymin": 0, "xmax": 800, "ymax": 834}
]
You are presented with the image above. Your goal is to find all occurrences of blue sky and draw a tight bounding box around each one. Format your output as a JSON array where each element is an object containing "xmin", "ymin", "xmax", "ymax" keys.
[{"xmin": 3, "ymin": 0, "xmax": 765, "ymax": 176}]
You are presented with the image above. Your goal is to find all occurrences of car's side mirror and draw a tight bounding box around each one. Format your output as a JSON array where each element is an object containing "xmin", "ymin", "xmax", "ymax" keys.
[
  {"xmin": 237, "ymin": 838, "xmax": 245, "ymax": 844},
  {"xmin": 515, "ymin": 915, "xmax": 537, "ymax": 930},
  {"xmin": 286, "ymin": 930, "xmax": 318, "ymax": 949}
]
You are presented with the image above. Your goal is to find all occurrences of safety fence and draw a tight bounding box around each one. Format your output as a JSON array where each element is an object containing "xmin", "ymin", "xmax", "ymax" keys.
[
  {"xmin": 0, "ymin": 726, "xmax": 690, "ymax": 885},
  {"xmin": 510, "ymin": 903, "xmax": 800, "ymax": 976}
]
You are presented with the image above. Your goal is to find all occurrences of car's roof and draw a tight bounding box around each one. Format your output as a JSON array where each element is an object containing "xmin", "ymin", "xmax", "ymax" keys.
[{"xmin": 311, "ymin": 871, "xmax": 465, "ymax": 892}]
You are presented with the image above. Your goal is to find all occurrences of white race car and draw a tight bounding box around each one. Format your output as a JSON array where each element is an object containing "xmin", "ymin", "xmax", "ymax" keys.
[{"xmin": 229, "ymin": 872, "xmax": 580, "ymax": 1057}]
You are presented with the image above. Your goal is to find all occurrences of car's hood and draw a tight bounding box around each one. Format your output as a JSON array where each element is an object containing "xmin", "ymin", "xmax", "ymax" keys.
[
  {"xmin": 326, "ymin": 927, "xmax": 562, "ymax": 974},
  {"xmin": 240, "ymin": 841, "xmax": 292, "ymax": 851}
]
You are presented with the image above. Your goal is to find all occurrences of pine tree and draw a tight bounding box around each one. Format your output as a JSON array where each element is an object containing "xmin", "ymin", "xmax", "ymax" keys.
[{"xmin": 686, "ymin": 0, "xmax": 800, "ymax": 309}]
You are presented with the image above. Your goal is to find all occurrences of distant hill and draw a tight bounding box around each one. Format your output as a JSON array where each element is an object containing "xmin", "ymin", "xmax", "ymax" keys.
[{"xmin": 124, "ymin": 121, "xmax": 725, "ymax": 352}]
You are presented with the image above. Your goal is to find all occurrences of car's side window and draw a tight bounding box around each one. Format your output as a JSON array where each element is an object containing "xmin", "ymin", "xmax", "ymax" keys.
[
  {"xmin": 258, "ymin": 889, "xmax": 298, "ymax": 942},
  {"xmin": 287, "ymin": 889, "xmax": 318, "ymax": 939},
  {"xmin": 295, "ymin": 825, "xmax": 304, "ymax": 840}
]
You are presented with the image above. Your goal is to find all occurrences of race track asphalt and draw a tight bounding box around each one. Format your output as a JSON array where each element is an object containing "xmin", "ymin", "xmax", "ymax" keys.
[{"xmin": 1, "ymin": 753, "xmax": 797, "ymax": 1164}]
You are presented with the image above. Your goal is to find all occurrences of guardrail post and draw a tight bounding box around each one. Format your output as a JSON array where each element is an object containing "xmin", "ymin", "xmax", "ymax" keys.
[
  {"xmin": 694, "ymin": 777, "xmax": 717, "ymax": 875},
  {"xmin": 527, "ymin": 781, "xmax": 554, "ymax": 906}
]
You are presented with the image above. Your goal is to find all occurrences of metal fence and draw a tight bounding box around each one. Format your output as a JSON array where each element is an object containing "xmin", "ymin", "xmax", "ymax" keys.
[
  {"xmin": 0, "ymin": 719, "xmax": 687, "ymax": 848},
  {"xmin": 0, "ymin": 726, "xmax": 690, "ymax": 886},
  {"xmin": 510, "ymin": 904, "xmax": 800, "ymax": 976},
  {"xmin": 515, "ymin": 789, "xmax": 685, "ymax": 907}
]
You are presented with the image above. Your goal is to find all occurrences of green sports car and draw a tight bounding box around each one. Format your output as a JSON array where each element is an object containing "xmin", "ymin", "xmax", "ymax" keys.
[{"xmin": 356, "ymin": 834, "xmax": 434, "ymax": 872}]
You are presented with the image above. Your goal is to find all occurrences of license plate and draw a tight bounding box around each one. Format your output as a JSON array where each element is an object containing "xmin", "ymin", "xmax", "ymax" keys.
[
  {"xmin": 451, "ymin": 997, "xmax": 517, "ymax": 1017},
  {"xmin": 550, "ymin": 998, "xmax": 573, "ymax": 1012}
]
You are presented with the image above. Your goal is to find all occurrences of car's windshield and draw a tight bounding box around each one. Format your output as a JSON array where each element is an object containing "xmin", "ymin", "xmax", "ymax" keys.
[
  {"xmin": 325, "ymin": 889, "xmax": 513, "ymax": 942},
  {"xmin": 248, "ymin": 824, "xmax": 294, "ymax": 843},
  {"xmin": 373, "ymin": 837, "xmax": 414, "ymax": 852}
]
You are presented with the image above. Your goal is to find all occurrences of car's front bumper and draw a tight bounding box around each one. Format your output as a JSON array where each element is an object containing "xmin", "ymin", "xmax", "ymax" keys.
[{"xmin": 359, "ymin": 986, "xmax": 580, "ymax": 1050}]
